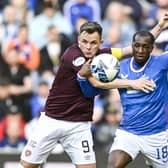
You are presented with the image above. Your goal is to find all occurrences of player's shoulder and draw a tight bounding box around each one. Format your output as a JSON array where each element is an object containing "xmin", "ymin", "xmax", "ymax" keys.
[
  {"xmin": 150, "ymin": 51, "xmax": 168, "ymax": 61},
  {"xmin": 63, "ymin": 44, "xmax": 83, "ymax": 60},
  {"xmin": 157, "ymin": 51, "xmax": 168, "ymax": 57},
  {"xmin": 62, "ymin": 44, "xmax": 86, "ymax": 67},
  {"xmin": 98, "ymin": 48, "xmax": 111, "ymax": 54}
]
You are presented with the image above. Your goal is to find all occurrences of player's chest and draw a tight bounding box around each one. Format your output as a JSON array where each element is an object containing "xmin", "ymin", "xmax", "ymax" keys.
[{"xmin": 119, "ymin": 62, "xmax": 160, "ymax": 80}]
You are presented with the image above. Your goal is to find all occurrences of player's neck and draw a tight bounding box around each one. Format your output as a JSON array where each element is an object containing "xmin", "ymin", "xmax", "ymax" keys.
[{"xmin": 130, "ymin": 56, "xmax": 151, "ymax": 72}]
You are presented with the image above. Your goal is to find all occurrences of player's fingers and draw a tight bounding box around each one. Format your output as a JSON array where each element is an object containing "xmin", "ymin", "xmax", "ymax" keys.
[
  {"xmin": 141, "ymin": 83, "xmax": 155, "ymax": 92},
  {"xmin": 86, "ymin": 59, "xmax": 92, "ymax": 65},
  {"xmin": 142, "ymin": 87, "xmax": 149, "ymax": 93},
  {"xmin": 141, "ymin": 78, "xmax": 156, "ymax": 87},
  {"xmin": 143, "ymin": 85, "xmax": 154, "ymax": 92},
  {"xmin": 145, "ymin": 82, "xmax": 156, "ymax": 89},
  {"xmin": 138, "ymin": 79, "xmax": 155, "ymax": 93}
]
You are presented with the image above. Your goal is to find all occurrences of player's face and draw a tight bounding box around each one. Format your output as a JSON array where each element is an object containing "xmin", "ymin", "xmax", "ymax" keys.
[
  {"xmin": 78, "ymin": 31, "xmax": 103, "ymax": 58},
  {"xmin": 132, "ymin": 36, "xmax": 153, "ymax": 65}
]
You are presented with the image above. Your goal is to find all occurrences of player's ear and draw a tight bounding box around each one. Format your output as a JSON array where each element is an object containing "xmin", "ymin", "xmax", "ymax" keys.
[
  {"xmin": 78, "ymin": 36, "xmax": 81, "ymax": 47},
  {"xmin": 150, "ymin": 45, "xmax": 154, "ymax": 52}
]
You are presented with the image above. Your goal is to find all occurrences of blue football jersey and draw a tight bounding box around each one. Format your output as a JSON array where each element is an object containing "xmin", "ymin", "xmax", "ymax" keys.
[
  {"xmin": 118, "ymin": 52, "xmax": 168, "ymax": 135},
  {"xmin": 164, "ymin": 72, "xmax": 168, "ymax": 128}
]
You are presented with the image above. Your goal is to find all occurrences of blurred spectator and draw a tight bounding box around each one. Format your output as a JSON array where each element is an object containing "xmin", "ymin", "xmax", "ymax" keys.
[
  {"xmin": 93, "ymin": 89, "xmax": 122, "ymax": 153},
  {"xmin": 24, "ymin": 79, "xmax": 49, "ymax": 138},
  {"xmin": 91, "ymin": 92, "xmax": 108, "ymax": 140},
  {"xmin": 0, "ymin": 0, "xmax": 9, "ymax": 13},
  {"xmin": 9, "ymin": 0, "xmax": 34, "ymax": 24},
  {"xmin": 120, "ymin": 0, "xmax": 143, "ymax": 29},
  {"xmin": 0, "ymin": 5, "xmax": 20, "ymax": 51},
  {"xmin": 144, "ymin": 0, "xmax": 168, "ymax": 29},
  {"xmin": 0, "ymin": 54, "xmax": 13, "ymax": 126},
  {"xmin": 35, "ymin": 0, "xmax": 59, "ymax": 16},
  {"xmin": 99, "ymin": 0, "xmax": 143, "ymax": 27},
  {"xmin": 70, "ymin": 16, "xmax": 88, "ymax": 43},
  {"xmin": 107, "ymin": 89, "xmax": 122, "ymax": 112},
  {"xmin": 102, "ymin": 1, "xmax": 136, "ymax": 48},
  {"xmin": 92, "ymin": 91, "xmax": 109, "ymax": 125},
  {"xmin": 29, "ymin": 1, "xmax": 72, "ymax": 48},
  {"xmin": 0, "ymin": 77, "xmax": 11, "ymax": 123},
  {"xmin": 5, "ymin": 23, "xmax": 40, "ymax": 71},
  {"xmin": 29, "ymin": 79, "xmax": 49, "ymax": 119},
  {"xmin": 0, "ymin": 106, "xmax": 27, "ymax": 152},
  {"xmin": 57, "ymin": 0, "xmax": 68, "ymax": 13},
  {"xmin": 137, "ymin": 0, "xmax": 154, "ymax": 18},
  {"xmin": 63, "ymin": 0, "xmax": 101, "ymax": 30},
  {"xmin": 92, "ymin": 96, "xmax": 105, "ymax": 125},
  {"xmin": 27, "ymin": 0, "xmax": 38, "ymax": 12},
  {"xmin": 97, "ymin": 0, "xmax": 112, "ymax": 19},
  {"xmin": 143, "ymin": 0, "xmax": 168, "ymax": 50},
  {"xmin": 3, "ymin": 48, "xmax": 33, "ymax": 122},
  {"xmin": 38, "ymin": 25, "xmax": 71, "ymax": 75}
]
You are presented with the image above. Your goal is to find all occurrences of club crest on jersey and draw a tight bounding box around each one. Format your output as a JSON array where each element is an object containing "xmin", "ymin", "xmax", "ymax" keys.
[
  {"xmin": 73, "ymin": 57, "xmax": 85, "ymax": 66},
  {"xmin": 25, "ymin": 149, "xmax": 32, "ymax": 157}
]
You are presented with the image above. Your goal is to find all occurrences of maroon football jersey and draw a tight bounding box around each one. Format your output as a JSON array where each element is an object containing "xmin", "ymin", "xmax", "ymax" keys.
[{"xmin": 45, "ymin": 44, "xmax": 111, "ymax": 121}]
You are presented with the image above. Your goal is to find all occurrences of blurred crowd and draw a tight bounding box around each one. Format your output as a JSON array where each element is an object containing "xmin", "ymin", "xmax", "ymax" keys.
[{"xmin": 0, "ymin": 0, "xmax": 168, "ymax": 154}]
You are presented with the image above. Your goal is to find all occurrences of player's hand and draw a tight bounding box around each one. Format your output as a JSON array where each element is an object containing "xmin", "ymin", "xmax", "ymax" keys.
[
  {"xmin": 158, "ymin": 12, "xmax": 168, "ymax": 30},
  {"xmin": 131, "ymin": 78, "xmax": 156, "ymax": 93},
  {"xmin": 78, "ymin": 59, "xmax": 92, "ymax": 78}
]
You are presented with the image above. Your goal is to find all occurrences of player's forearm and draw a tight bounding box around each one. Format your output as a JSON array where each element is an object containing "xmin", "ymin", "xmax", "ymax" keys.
[
  {"xmin": 88, "ymin": 77, "xmax": 132, "ymax": 89},
  {"xmin": 151, "ymin": 12, "xmax": 168, "ymax": 39},
  {"xmin": 150, "ymin": 23, "xmax": 163, "ymax": 39},
  {"xmin": 89, "ymin": 77, "xmax": 156, "ymax": 93}
]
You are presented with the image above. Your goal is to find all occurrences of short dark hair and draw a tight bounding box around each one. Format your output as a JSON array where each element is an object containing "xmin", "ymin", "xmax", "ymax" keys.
[
  {"xmin": 133, "ymin": 30, "xmax": 155, "ymax": 45},
  {"xmin": 79, "ymin": 21, "xmax": 102, "ymax": 38}
]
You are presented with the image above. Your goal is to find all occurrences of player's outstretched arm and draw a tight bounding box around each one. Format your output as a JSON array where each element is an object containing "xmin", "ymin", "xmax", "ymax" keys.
[
  {"xmin": 150, "ymin": 12, "xmax": 168, "ymax": 39},
  {"xmin": 78, "ymin": 60, "xmax": 156, "ymax": 93},
  {"xmin": 88, "ymin": 77, "xmax": 156, "ymax": 93},
  {"xmin": 121, "ymin": 12, "xmax": 168, "ymax": 57}
]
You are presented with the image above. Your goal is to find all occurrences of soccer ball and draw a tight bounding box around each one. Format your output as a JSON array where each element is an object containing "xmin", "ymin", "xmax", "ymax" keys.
[{"xmin": 90, "ymin": 53, "xmax": 120, "ymax": 82}]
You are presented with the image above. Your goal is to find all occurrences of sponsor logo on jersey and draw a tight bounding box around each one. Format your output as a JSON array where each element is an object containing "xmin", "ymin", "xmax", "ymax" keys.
[
  {"xmin": 141, "ymin": 74, "xmax": 149, "ymax": 79},
  {"xmin": 28, "ymin": 140, "xmax": 37, "ymax": 148},
  {"xmin": 120, "ymin": 73, "xmax": 128, "ymax": 79},
  {"xmin": 84, "ymin": 154, "xmax": 91, "ymax": 160}
]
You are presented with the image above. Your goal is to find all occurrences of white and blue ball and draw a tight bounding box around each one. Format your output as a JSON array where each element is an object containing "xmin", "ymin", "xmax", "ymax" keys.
[{"xmin": 90, "ymin": 53, "xmax": 120, "ymax": 82}]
